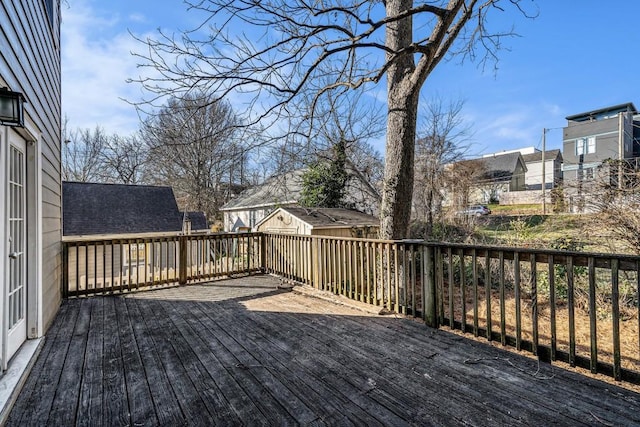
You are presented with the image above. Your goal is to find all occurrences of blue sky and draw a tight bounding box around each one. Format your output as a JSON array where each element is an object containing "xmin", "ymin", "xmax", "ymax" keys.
[{"xmin": 62, "ymin": 1, "xmax": 640, "ymax": 158}]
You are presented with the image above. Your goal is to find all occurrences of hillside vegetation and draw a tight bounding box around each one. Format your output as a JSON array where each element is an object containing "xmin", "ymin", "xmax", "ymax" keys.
[{"xmin": 412, "ymin": 205, "xmax": 634, "ymax": 255}]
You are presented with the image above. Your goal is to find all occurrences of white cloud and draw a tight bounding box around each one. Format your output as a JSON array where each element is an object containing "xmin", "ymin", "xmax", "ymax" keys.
[
  {"xmin": 467, "ymin": 102, "xmax": 565, "ymax": 156},
  {"xmin": 62, "ymin": 3, "xmax": 151, "ymax": 135},
  {"xmin": 128, "ymin": 13, "xmax": 147, "ymax": 23}
]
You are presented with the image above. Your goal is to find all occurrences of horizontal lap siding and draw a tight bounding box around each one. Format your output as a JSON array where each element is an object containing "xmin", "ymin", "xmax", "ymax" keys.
[{"xmin": 1, "ymin": 2, "xmax": 62, "ymax": 331}]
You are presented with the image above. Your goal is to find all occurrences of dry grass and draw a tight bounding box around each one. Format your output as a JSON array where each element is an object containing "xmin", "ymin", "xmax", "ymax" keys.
[{"xmin": 441, "ymin": 286, "xmax": 640, "ymax": 391}]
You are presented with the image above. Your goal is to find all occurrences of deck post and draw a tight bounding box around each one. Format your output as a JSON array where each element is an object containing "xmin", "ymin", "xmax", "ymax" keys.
[
  {"xmin": 179, "ymin": 235, "xmax": 187, "ymax": 285},
  {"xmin": 424, "ymin": 245, "xmax": 438, "ymax": 328},
  {"xmin": 260, "ymin": 233, "xmax": 267, "ymax": 273},
  {"xmin": 62, "ymin": 242, "xmax": 69, "ymax": 297}
]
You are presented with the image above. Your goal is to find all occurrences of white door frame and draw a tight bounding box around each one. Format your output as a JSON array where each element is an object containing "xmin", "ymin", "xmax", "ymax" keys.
[
  {"xmin": 0, "ymin": 122, "xmax": 41, "ymax": 372},
  {"xmin": 5, "ymin": 130, "xmax": 27, "ymax": 360}
]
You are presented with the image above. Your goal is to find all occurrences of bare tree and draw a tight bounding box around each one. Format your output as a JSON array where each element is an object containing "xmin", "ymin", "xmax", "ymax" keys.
[
  {"xmin": 413, "ymin": 97, "xmax": 472, "ymax": 237},
  {"xmin": 133, "ymin": 0, "xmax": 535, "ymax": 238},
  {"xmin": 579, "ymin": 160, "xmax": 640, "ymax": 254},
  {"xmin": 444, "ymin": 160, "xmax": 487, "ymax": 213},
  {"xmin": 259, "ymin": 86, "xmax": 385, "ymax": 182},
  {"xmin": 141, "ymin": 93, "xmax": 244, "ymax": 219},
  {"xmin": 62, "ymin": 118, "xmax": 109, "ymax": 182},
  {"xmin": 102, "ymin": 134, "xmax": 148, "ymax": 185}
]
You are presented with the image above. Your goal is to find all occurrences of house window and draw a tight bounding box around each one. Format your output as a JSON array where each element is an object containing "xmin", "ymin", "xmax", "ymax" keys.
[
  {"xmin": 576, "ymin": 136, "xmax": 596, "ymax": 156},
  {"xmin": 44, "ymin": 0, "xmax": 54, "ymax": 27},
  {"xmin": 577, "ymin": 167, "xmax": 595, "ymax": 181}
]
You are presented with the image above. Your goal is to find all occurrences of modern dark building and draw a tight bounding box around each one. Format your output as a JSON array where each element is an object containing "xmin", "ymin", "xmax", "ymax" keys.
[{"xmin": 562, "ymin": 102, "xmax": 640, "ymax": 185}]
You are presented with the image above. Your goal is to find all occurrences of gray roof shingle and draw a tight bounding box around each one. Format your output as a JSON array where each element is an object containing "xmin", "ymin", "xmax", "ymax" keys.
[
  {"xmin": 221, "ymin": 163, "xmax": 381, "ymax": 214},
  {"xmin": 184, "ymin": 211, "xmax": 208, "ymax": 231},
  {"xmin": 63, "ymin": 182, "xmax": 183, "ymax": 236},
  {"xmin": 221, "ymin": 169, "xmax": 303, "ymax": 210},
  {"xmin": 276, "ymin": 207, "xmax": 379, "ymax": 228},
  {"xmin": 521, "ymin": 149, "xmax": 562, "ymax": 163},
  {"xmin": 456, "ymin": 152, "xmax": 525, "ymax": 182}
]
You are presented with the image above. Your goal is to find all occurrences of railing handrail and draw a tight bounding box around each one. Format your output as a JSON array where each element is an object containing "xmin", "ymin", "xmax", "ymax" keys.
[{"xmin": 62, "ymin": 230, "xmax": 640, "ymax": 384}]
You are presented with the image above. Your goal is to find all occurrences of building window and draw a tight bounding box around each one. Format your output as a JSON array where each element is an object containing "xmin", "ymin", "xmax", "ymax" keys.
[
  {"xmin": 576, "ymin": 136, "xmax": 596, "ymax": 156},
  {"xmin": 577, "ymin": 167, "xmax": 595, "ymax": 181},
  {"xmin": 44, "ymin": 0, "xmax": 54, "ymax": 27}
]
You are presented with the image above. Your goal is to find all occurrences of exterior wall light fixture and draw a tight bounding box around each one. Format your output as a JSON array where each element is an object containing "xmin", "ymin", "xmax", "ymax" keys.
[{"xmin": 0, "ymin": 87, "xmax": 26, "ymax": 127}]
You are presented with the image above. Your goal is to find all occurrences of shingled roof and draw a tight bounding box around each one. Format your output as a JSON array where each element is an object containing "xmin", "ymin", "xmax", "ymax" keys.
[
  {"xmin": 183, "ymin": 211, "xmax": 208, "ymax": 231},
  {"xmin": 521, "ymin": 149, "xmax": 562, "ymax": 163},
  {"xmin": 221, "ymin": 164, "xmax": 381, "ymax": 215},
  {"xmin": 260, "ymin": 207, "xmax": 379, "ymax": 229},
  {"xmin": 221, "ymin": 169, "xmax": 303, "ymax": 210},
  {"xmin": 455, "ymin": 152, "xmax": 526, "ymax": 182},
  {"xmin": 63, "ymin": 182, "xmax": 183, "ymax": 236}
]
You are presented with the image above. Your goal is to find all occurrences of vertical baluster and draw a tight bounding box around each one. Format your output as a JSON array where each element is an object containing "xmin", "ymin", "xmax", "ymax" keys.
[
  {"xmin": 93, "ymin": 242, "xmax": 98, "ymax": 291},
  {"xmin": 485, "ymin": 249, "xmax": 492, "ymax": 341},
  {"xmin": 549, "ymin": 254, "xmax": 557, "ymax": 361},
  {"xmin": 372, "ymin": 242, "xmax": 378, "ymax": 305},
  {"xmin": 359, "ymin": 241, "xmax": 365, "ymax": 302},
  {"xmin": 514, "ymin": 251, "xmax": 521, "ymax": 350},
  {"xmin": 366, "ymin": 241, "xmax": 372, "ymax": 304},
  {"xmin": 128, "ymin": 240, "xmax": 133, "ymax": 290},
  {"xmin": 395, "ymin": 243, "xmax": 400, "ymax": 312},
  {"xmin": 611, "ymin": 258, "xmax": 621, "ymax": 381},
  {"xmin": 383, "ymin": 242, "xmax": 388, "ymax": 307},
  {"xmin": 499, "ymin": 251, "xmax": 506, "ymax": 346},
  {"xmin": 460, "ymin": 249, "xmax": 466, "ymax": 332},
  {"xmin": 588, "ymin": 257, "xmax": 598, "ymax": 374},
  {"xmin": 411, "ymin": 244, "xmax": 416, "ymax": 317},
  {"xmin": 567, "ymin": 256, "xmax": 576, "ymax": 367},
  {"xmin": 530, "ymin": 253, "xmax": 538, "ymax": 357},
  {"xmin": 84, "ymin": 242, "xmax": 89, "ymax": 292},
  {"xmin": 437, "ymin": 247, "xmax": 445, "ymax": 327},
  {"xmin": 144, "ymin": 239, "xmax": 148, "ymax": 285},
  {"xmin": 74, "ymin": 242, "xmax": 79, "ymax": 294},
  {"xmin": 472, "ymin": 249, "xmax": 478, "ymax": 337},
  {"xmin": 111, "ymin": 241, "xmax": 115, "ymax": 290},
  {"xmin": 448, "ymin": 247, "xmax": 454, "ymax": 329}
]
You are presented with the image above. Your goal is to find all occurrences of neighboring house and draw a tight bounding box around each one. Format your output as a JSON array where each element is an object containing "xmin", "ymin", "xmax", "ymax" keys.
[
  {"xmin": 63, "ymin": 182, "xmax": 183, "ymax": 236},
  {"xmin": 182, "ymin": 211, "xmax": 209, "ymax": 233},
  {"xmin": 0, "ymin": 1, "xmax": 62, "ymax": 414},
  {"xmin": 521, "ymin": 149, "xmax": 563, "ymax": 190},
  {"xmin": 447, "ymin": 152, "xmax": 527, "ymax": 204},
  {"xmin": 63, "ymin": 182, "xmax": 209, "ymax": 293},
  {"xmin": 220, "ymin": 165, "xmax": 381, "ymax": 232},
  {"xmin": 562, "ymin": 103, "xmax": 640, "ymax": 186},
  {"xmin": 256, "ymin": 207, "xmax": 379, "ymax": 238}
]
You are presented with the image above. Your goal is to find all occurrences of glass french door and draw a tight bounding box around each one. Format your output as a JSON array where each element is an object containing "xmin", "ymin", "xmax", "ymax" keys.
[{"xmin": 6, "ymin": 134, "xmax": 27, "ymax": 360}]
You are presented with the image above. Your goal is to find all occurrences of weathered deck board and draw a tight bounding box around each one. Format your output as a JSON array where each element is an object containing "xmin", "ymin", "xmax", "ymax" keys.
[
  {"xmin": 6, "ymin": 275, "xmax": 640, "ymax": 426},
  {"xmin": 125, "ymin": 295, "xmax": 184, "ymax": 426},
  {"xmin": 77, "ymin": 297, "xmax": 104, "ymax": 427}
]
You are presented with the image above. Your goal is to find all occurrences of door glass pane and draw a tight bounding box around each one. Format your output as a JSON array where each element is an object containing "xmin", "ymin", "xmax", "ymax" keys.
[{"xmin": 8, "ymin": 145, "xmax": 25, "ymax": 330}]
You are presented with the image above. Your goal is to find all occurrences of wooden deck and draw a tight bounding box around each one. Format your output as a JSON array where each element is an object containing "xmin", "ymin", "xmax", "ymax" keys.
[{"xmin": 6, "ymin": 275, "xmax": 640, "ymax": 426}]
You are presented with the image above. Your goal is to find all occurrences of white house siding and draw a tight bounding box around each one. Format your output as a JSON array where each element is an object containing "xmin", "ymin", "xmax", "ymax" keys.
[
  {"xmin": 223, "ymin": 207, "xmax": 280, "ymax": 232},
  {"xmin": 525, "ymin": 159, "xmax": 559, "ymax": 190},
  {"xmin": 257, "ymin": 212, "xmax": 312, "ymax": 235},
  {"xmin": 0, "ymin": 2, "xmax": 62, "ymax": 335}
]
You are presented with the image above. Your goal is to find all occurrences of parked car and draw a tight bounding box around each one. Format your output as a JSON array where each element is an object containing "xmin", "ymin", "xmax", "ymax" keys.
[{"xmin": 457, "ymin": 205, "xmax": 491, "ymax": 216}]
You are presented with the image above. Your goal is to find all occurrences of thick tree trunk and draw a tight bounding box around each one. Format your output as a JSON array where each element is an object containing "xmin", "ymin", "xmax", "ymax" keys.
[{"xmin": 379, "ymin": 0, "xmax": 419, "ymax": 240}]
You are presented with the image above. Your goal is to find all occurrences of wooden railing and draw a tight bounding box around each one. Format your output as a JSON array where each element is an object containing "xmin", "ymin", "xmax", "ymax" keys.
[
  {"xmin": 62, "ymin": 232, "xmax": 262, "ymax": 297},
  {"xmin": 63, "ymin": 231, "xmax": 640, "ymax": 384},
  {"xmin": 262, "ymin": 233, "xmax": 640, "ymax": 384}
]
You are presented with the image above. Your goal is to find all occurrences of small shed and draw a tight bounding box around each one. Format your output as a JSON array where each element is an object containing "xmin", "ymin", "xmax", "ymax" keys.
[{"xmin": 255, "ymin": 207, "xmax": 379, "ymax": 238}]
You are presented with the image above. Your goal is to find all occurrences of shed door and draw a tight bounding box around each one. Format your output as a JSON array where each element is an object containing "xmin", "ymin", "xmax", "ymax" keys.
[{"xmin": 5, "ymin": 134, "xmax": 27, "ymax": 360}]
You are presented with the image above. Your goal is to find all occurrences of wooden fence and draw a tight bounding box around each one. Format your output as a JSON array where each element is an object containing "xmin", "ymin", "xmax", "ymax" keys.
[
  {"xmin": 63, "ymin": 232, "xmax": 640, "ymax": 384},
  {"xmin": 62, "ymin": 232, "xmax": 262, "ymax": 297},
  {"xmin": 262, "ymin": 233, "xmax": 640, "ymax": 384}
]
